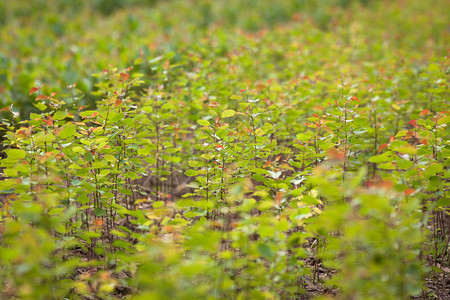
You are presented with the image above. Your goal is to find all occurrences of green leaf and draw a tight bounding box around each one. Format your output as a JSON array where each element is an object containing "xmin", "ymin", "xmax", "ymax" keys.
[
  {"xmin": 35, "ymin": 133, "xmax": 55, "ymax": 144},
  {"xmin": 79, "ymin": 110, "xmax": 97, "ymax": 117},
  {"xmin": 4, "ymin": 149, "xmax": 26, "ymax": 160},
  {"xmin": 59, "ymin": 124, "xmax": 76, "ymax": 139},
  {"xmin": 94, "ymin": 208, "xmax": 105, "ymax": 217},
  {"xmin": 257, "ymin": 243, "xmax": 275, "ymax": 259},
  {"xmin": 221, "ymin": 109, "xmax": 235, "ymax": 118},
  {"xmin": 378, "ymin": 162, "xmax": 396, "ymax": 170},
  {"xmin": 84, "ymin": 151, "xmax": 94, "ymax": 162},
  {"xmin": 53, "ymin": 111, "xmax": 69, "ymax": 120},
  {"xmin": 197, "ymin": 119, "xmax": 210, "ymax": 126},
  {"xmin": 188, "ymin": 160, "xmax": 202, "ymax": 167},
  {"xmin": 424, "ymin": 163, "xmax": 443, "ymax": 178},
  {"xmin": 110, "ymin": 112, "xmax": 125, "ymax": 123},
  {"xmin": 427, "ymin": 63, "xmax": 440, "ymax": 74},
  {"xmin": 104, "ymin": 155, "xmax": 117, "ymax": 162},
  {"xmin": 92, "ymin": 161, "xmax": 107, "ymax": 168},
  {"xmin": 369, "ymin": 152, "xmax": 394, "ymax": 163},
  {"xmin": 438, "ymin": 115, "xmax": 450, "ymax": 125},
  {"xmin": 185, "ymin": 169, "xmax": 199, "ymax": 176},
  {"xmin": 253, "ymin": 174, "xmax": 266, "ymax": 182},
  {"xmin": 34, "ymin": 102, "xmax": 47, "ymax": 111},
  {"xmin": 113, "ymin": 240, "xmax": 132, "ymax": 250},
  {"xmin": 390, "ymin": 144, "xmax": 417, "ymax": 155},
  {"xmin": 230, "ymin": 95, "xmax": 243, "ymax": 100},
  {"xmin": 72, "ymin": 146, "xmax": 85, "ymax": 153},
  {"xmin": 436, "ymin": 198, "xmax": 450, "ymax": 207},
  {"xmin": 296, "ymin": 132, "xmax": 313, "ymax": 141}
]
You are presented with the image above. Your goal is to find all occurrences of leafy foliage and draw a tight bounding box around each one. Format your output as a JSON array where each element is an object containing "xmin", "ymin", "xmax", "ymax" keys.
[{"xmin": 0, "ymin": 0, "xmax": 449, "ymax": 299}]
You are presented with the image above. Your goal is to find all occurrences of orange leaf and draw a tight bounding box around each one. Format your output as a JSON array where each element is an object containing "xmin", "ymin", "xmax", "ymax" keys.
[
  {"xmin": 94, "ymin": 219, "xmax": 103, "ymax": 226},
  {"xmin": 29, "ymin": 87, "xmax": 39, "ymax": 95},
  {"xmin": 50, "ymin": 92, "xmax": 58, "ymax": 97},
  {"xmin": 35, "ymin": 95, "xmax": 49, "ymax": 101},
  {"xmin": 120, "ymin": 72, "xmax": 129, "ymax": 81},
  {"xmin": 275, "ymin": 192, "xmax": 285, "ymax": 205},
  {"xmin": 327, "ymin": 148, "xmax": 345, "ymax": 161},
  {"xmin": 408, "ymin": 119, "xmax": 418, "ymax": 128},
  {"xmin": 43, "ymin": 117, "xmax": 53, "ymax": 126},
  {"xmin": 419, "ymin": 109, "xmax": 430, "ymax": 116},
  {"xmin": 404, "ymin": 188, "xmax": 415, "ymax": 196},
  {"xmin": 115, "ymin": 98, "xmax": 123, "ymax": 107},
  {"xmin": 351, "ymin": 96, "xmax": 360, "ymax": 102},
  {"xmin": 255, "ymin": 83, "xmax": 266, "ymax": 91},
  {"xmin": 163, "ymin": 60, "xmax": 170, "ymax": 70},
  {"xmin": 378, "ymin": 143, "xmax": 389, "ymax": 152}
]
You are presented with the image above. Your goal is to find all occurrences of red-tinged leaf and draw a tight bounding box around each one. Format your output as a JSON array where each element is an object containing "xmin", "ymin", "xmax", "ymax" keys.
[
  {"xmin": 404, "ymin": 188, "xmax": 415, "ymax": 196},
  {"xmin": 50, "ymin": 92, "xmax": 58, "ymax": 97},
  {"xmin": 351, "ymin": 96, "xmax": 360, "ymax": 102},
  {"xmin": 93, "ymin": 219, "xmax": 104, "ymax": 226},
  {"xmin": 275, "ymin": 191, "xmax": 285, "ymax": 205},
  {"xmin": 29, "ymin": 87, "xmax": 39, "ymax": 95},
  {"xmin": 240, "ymin": 89, "xmax": 246, "ymax": 93},
  {"xmin": 163, "ymin": 60, "xmax": 169, "ymax": 70},
  {"xmin": 419, "ymin": 109, "xmax": 430, "ymax": 116},
  {"xmin": 376, "ymin": 180, "xmax": 393, "ymax": 190},
  {"xmin": 215, "ymin": 144, "xmax": 224, "ymax": 149},
  {"xmin": 408, "ymin": 119, "xmax": 418, "ymax": 127},
  {"xmin": 255, "ymin": 83, "xmax": 266, "ymax": 91},
  {"xmin": 378, "ymin": 143, "xmax": 389, "ymax": 152},
  {"xmin": 327, "ymin": 148, "xmax": 345, "ymax": 161},
  {"xmin": 43, "ymin": 117, "xmax": 53, "ymax": 126},
  {"xmin": 0, "ymin": 107, "xmax": 10, "ymax": 112},
  {"xmin": 120, "ymin": 72, "xmax": 130, "ymax": 81},
  {"xmin": 267, "ymin": 79, "xmax": 273, "ymax": 85},
  {"xmin": 35, "ymin": 95, "xmax": 49, "ymax": 101},
  {"xmin": 420, "ymin": 139, "xmax": 428, "ymax": 145},
  {"xmin": 115, "ymin": 99, "xmax": 122, "ymax": 107},
  {"xmin": 264, "ymin": 160, "xmax": 272, "ymax": 167},
  {"xmin": 16, "ymin": 128, "xmax": 29, "ymax": 138}
]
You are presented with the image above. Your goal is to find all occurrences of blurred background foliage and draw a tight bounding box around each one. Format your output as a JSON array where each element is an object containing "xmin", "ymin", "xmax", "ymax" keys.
[
  {"xmin": 0, "ymin": 0, "xmax": 448, "ymax": 118},
  {"xmin": 0, "ymin": 0, "xmax": 449, "ymax": 299}
]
